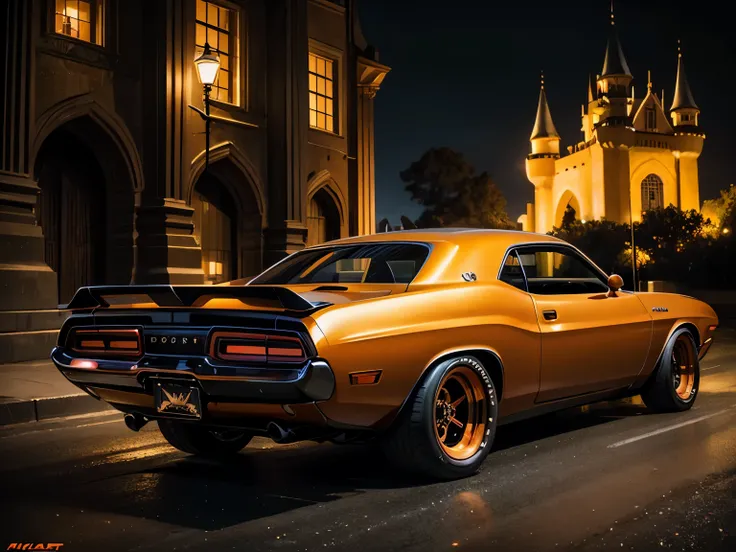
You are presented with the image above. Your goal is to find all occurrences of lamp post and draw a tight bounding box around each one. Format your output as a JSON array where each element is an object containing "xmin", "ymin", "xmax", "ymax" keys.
[
  {"xmin": 193, "ymin": 43, "xmax": 221, "ymax": 172},
  {"xmin": 628, "ymin": 190, "xmax": 638, "ymax": 292}
]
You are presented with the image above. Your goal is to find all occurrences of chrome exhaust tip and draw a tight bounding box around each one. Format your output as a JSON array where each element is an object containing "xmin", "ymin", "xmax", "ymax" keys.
[
  {"xmin": 266, "ymin": 421, "xmax": 297, "ymax": 444},
  {"xmin": 124, "ymin": 413, "xmax": 148, "ymax": 432}
]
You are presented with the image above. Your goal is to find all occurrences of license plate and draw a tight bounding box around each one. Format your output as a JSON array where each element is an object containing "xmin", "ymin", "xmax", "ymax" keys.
[{"xmin": 154, "ymin": 382, "xmax": 202, "ymax": 419}]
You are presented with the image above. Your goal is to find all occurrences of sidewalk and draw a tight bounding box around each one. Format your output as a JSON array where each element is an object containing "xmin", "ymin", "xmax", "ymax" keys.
[{"xmin": 0, "ymin": 360, "xmax": 111, "ymax": 425}]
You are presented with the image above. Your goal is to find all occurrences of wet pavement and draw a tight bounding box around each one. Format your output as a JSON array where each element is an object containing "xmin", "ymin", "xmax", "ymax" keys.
[{"xmin": 0, "ymin": 328, "xmax": 734, "ymax": 552}]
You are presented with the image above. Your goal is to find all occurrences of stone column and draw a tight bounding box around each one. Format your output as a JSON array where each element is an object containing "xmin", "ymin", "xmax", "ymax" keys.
[
  {"xmin": 534, "ymin": 183, "xmax": 552, "ymax": 234},
  {"xmin": 354, "ymin": 56, "xmax": 389, "ymax": 236},
  {"xmin": 134, "ymin": 0, "xmax": 203, "ymax": 284},
  {"xmin": 263, "ymin": 0, "xmax": 309, "ymax": 266},
  {"xmin": 133, "ymin": 198, "xmax": 203, "ymax": 284},
  {"xmin": 0, "ymin": 0, "xmax": 58, "ymax": 309}
]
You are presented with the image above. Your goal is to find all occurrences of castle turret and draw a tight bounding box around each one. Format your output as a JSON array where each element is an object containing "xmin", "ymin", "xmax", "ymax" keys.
[
  {"xmin": 670, "ymin": 41, "xmax": 700, "ymax": 128},
  {"xmin": 525, "ymin": 73, "xmax": 559, "ymax": 232},
  {"xmin": 583, "ymin": 74, "xmax": 600, "ymax": 141},
  {"xmin": 529, "ymin": 75, "xmax": 560, "ymax": 156},
  {"xmin": 669, "ymin": 41, "xmax": 704, "ymax": 213},
  {"xmin": 596, "ymin": 4, "xmax": 633, "ymax": 125}
]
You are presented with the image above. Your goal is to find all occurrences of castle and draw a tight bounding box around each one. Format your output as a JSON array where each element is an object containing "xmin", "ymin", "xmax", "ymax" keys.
[{"xmin": 521, "ymin": 10, "xmax": 704, "ymax": 233}]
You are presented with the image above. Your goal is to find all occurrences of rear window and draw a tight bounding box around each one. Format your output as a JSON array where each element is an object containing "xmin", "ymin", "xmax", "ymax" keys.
[{"xmin": 250, "ymin": 243, "xmax": 431, "ymax": 285}]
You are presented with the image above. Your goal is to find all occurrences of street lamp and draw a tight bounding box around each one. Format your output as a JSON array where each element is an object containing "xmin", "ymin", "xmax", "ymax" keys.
[
  {"xmin": 193, "ymin": 43, "xmax": 220, "ymax": 172},
  {"xmin": 627, "ymin": 192, "xmax": 638, "ymax": 292}
]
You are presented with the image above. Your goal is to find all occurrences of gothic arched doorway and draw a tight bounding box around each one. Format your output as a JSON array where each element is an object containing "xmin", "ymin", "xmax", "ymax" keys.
[
  {"xmin": 307, "ymin": 187, "xmax": 341, "ymax": 246},
  {"xmin": 191, "ymin": 154, "xmax": 264, "ymax": 282},
  {"xmin": 192, "ymin": 172, "xmax": 237, "ymax": 284},
  {"xmin": 35, "ymin": 128, "xmax": 107, "ymax": 302},
  {"xmin": 640, "ymin": 173, "xmax": 664, "ymax": 211}
]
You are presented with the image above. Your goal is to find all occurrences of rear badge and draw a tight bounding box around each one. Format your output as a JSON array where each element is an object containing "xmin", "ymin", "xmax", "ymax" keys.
[
  {"xmin": 652, "ymin": 307, "xmax": 669, "ymax": 312},
  {"xmin": 462, "ymin": 272, "xmax": 477, "ymax": 282}
]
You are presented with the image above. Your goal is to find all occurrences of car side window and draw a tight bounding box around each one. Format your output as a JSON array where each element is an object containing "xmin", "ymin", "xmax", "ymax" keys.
[
  {"xmin": 499, "ymin": 251, "xmax": 527, "ymax": 291},
  {"xmin": 516, "ymin": 246, "xmax": 609, "ymax": 295}
]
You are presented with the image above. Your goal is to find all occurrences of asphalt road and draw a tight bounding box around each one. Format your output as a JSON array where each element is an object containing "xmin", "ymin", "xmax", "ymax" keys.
[{"xmin": 1, "ymin": 328, "xmax": 735, "ymax": 552}]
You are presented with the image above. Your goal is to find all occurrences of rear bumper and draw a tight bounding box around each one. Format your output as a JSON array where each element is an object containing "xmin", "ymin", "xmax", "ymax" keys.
[{"xmin": 51, "ymin": 347, "xmax": 336, "ymax": 423}]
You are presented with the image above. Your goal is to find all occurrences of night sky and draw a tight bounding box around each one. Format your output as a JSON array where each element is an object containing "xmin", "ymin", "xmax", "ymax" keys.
[{"xmin": 358, "ymin": 0, "xmax": 736, "ymax": 226}]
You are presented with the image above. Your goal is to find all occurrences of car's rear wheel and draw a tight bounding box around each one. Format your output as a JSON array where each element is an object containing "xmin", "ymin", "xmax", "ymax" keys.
[
  {"xmin": 158, "ymin": 419, "xmax": 253, "ymax": 456},
  {"xmin": 641, "ymin": 328, "xmax": 700, "ymax": 412},
  {"xmin": 382, "ymin": 355, "xmax": 498, "ymax": 480}
]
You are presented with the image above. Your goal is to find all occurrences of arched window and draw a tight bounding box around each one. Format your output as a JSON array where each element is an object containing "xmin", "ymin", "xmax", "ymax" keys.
[{"xmin": 641, "ymin": 174, "xmax": 664, "ymax": 211}]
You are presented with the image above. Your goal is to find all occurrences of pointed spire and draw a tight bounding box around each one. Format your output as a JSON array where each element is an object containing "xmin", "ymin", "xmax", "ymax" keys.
[
  {"xmin": 587, "ymin": 74, "xmax": 596, "ymax": 102},
  {"xmin": 671, "ymin": 40, "xmax": 698, "ymax": 110},
  {"xmin": 601, "ymin": 1, "xmax": 632, "ymax": 77},
  {"xmin": 531, "ymin": 71, "xmax": 559, "ymax": 140},
  {"xmin": 647, "ymin": 70, "xmax": 652, "ymax": 92}
]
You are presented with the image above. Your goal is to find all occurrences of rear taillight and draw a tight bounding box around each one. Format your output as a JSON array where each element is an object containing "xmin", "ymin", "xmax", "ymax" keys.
[
  {"xmin": 68, "ymin": 328, "xmax": 142, "ymax": 357},
  {"xmin": 209, "ymin": 331, "xmax": 306, "ymax": 363}
]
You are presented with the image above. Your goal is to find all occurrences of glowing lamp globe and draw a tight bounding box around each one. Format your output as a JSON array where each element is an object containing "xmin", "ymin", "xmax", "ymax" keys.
[{"xmin": 194, "ymin": 43, "xmax": 220, "ymax": 86}]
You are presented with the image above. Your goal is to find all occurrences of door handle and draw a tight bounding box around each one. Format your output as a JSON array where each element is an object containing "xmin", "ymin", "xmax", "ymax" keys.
[{"xmin": 543, "ymin": 310, "xmax": 557, "ymax": 321}]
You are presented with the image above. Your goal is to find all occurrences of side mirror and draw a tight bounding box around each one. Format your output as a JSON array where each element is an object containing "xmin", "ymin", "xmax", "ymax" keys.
[{"xmin": 607, "ymin": 274, "xmax": 624, "ymax": 296}]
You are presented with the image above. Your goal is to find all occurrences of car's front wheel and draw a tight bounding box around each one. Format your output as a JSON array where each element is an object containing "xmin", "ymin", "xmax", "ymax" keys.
[
  {"xmin": 641, "ymin": 328, "xmax": 700, "ymax": 412},
  {"xmin": 382, "ymin": 355, "xmax": 498, "ymax": 480},
  {"xmin": 158, "ymin": 419, "xmax": 253, "ymax": 456}
]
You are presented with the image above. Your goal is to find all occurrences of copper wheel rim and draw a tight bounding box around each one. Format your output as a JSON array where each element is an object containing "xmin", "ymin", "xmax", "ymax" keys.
[
  {"xmin": 672, "ymin": 334, "xmax": 696, "ymax": 400},
  {"xmin": 433, "ymin": 366, "xmax": 488, "ymax": 461}
]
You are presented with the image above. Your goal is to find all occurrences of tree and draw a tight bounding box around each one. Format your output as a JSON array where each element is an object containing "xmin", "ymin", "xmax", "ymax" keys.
[
  {"xmin": 400, "ymin": 147, "xmax": 514, "ymax": 229},
  {"xmin": 560, "ymin": 203, "xmax": 577, "ymax": 230},
  {"xmin": 551, "ymin": 219, "xmax": 630, "ymax": 277},
  {"xmin": 701, "ymin": 183, "xmax": 736, "ymax": 232},
  {"xmin": 552, "ymin": 205, "xmax": 736, "ymax": 290},
  {"xmin": 634, "ymin": 206, "xmax": 707, "ymax": 282}
]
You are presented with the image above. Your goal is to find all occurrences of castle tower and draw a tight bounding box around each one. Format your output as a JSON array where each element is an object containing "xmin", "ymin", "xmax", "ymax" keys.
[
  {"xmin": 596, "ymin": 3, "xmax": 633, "ymax": 125},
  {"xmin": 670, "ymin": 41, "xmax": 700, "ymax": 128},
  {"xmin": 670, "ymin": 41, "xmax": 704, "ymax": 212},
  {"xmin": 520, "ymin": 10, "xmax": 705, "ymax": 235},
  {"xmin": 525, "ymin": 73, "xmax": 560, "ymax": 232}
]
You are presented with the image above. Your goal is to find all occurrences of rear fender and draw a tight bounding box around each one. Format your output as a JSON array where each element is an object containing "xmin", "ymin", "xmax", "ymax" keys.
[{"xmin": 389, "ymin": 345, "xmax": 504, "ymax": 428}]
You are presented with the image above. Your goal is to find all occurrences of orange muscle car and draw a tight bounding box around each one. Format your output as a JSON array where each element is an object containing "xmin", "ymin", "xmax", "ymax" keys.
[{"xmin": 52, "ymin": 229, "xmax": 718, "ymax": 479}]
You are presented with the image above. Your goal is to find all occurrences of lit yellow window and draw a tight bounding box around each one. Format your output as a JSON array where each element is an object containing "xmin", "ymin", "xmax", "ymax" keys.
[
  {"xmin": 54, "ymin": 0, "xmax": 103, "ymax": 45},
  {"xmin": 309, "ymin": 53, "xmax": 335, "ymax": 133},
  {"xmin": 196, "ymin": 0, "xmax": 240, "ymax": 104}
]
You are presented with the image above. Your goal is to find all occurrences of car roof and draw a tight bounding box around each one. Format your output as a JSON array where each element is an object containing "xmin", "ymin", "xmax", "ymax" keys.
[
  {"xmin": 328, "ymin": 228, "xmax": 564, "ymax": 248},
  {"xmin": 322, "ymin": 229, "xmax": 567, "ymax": 285}
]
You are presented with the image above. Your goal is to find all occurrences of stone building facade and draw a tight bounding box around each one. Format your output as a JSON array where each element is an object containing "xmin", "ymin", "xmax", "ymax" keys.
[
  {"xmin": 0, "ymin": 0, "xmax": 389, "ymax": 362},
  {"xmin": 521, "ymin": 14, "xmax": 703, "ymax": 234}
]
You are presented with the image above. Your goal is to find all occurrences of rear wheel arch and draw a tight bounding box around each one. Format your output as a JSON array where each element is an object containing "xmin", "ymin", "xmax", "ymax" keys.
[
  {"xmin": 402, "ymin": 348, "xmax": 505, "ymax": 411},
  {"xmin": 383, "ymin": 352, "xmax": 500, "ymax": 479}
]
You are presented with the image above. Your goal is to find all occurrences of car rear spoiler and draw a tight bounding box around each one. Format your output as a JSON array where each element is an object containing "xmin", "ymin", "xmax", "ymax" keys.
[{"xmin": 60, "ymin": 285, "xmax": 315, "ymax": 312}]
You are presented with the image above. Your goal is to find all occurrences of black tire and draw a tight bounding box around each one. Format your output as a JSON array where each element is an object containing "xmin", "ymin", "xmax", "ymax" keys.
[
  {"xmin": 382, "ymin": 355, "xmax": 498, "ymax": 480},
  {"xmin": 158, "ymin": 420, "xmax": 253, "ymax": 456},
  {"xmin": 641, "ymin": 328, "xmax": 700, "ymax": 413}
]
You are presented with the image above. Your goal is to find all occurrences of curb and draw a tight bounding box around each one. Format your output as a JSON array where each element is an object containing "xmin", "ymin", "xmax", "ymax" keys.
[{"xmin": 0, "ymin": 394, "xmax": 112, "ymax": 426}]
